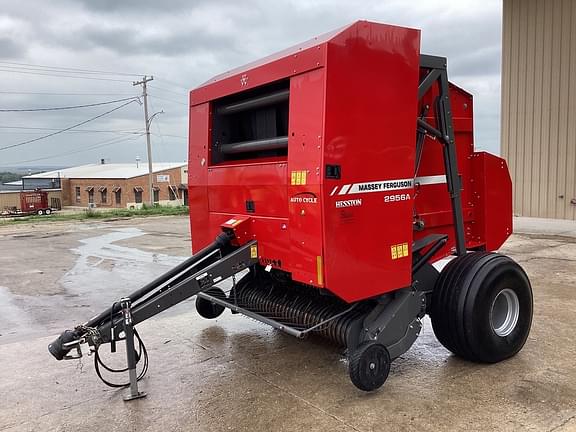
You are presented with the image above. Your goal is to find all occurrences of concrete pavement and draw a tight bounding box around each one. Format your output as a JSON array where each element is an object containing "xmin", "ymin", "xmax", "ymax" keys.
[{"xmin": 0, "ymin": 216, "xmax": 575, "ymax": 431}]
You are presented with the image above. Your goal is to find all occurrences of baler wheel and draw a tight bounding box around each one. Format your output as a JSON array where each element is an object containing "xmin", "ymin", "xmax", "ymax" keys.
[
  {"xmin": 430, "ymin": 252, "xmax": 532, "ymax": 363},
  {"xmin": 348, "ymin": 342, "xmax": 391, "ymax": 391},
  {"xmin": 195, "ymin": 287, "xmax": 226, "ymax": 319}
]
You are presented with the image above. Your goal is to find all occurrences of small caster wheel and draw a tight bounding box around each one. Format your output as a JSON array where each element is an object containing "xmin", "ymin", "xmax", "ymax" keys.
[
  {"xmin": 348, "ymin": 342, "xmax": 391, "ymax": 391},
  {"xmin": 195, "ymin": 287, "xmax": 226, "ymax": 319}
]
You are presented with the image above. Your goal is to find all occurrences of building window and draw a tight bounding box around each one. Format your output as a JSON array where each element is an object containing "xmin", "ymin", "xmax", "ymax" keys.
[
  {"xmin": 134, "ymin": 187, "xmax": 143, "ymax": 204},
  {"xmin": 168, "ymin": 187, "xmax": 177, "ymax": 201},
  {"xmin": 75, "ymin": 187, "xmax": 81, "ymax": 203},
  {"xmin": 101, "ymin": 189, "xmax": 107, "ymax": 203},
  {"xmin": 153, "ymin": 188, "xmax": 159, "ymax": 203},
  {"xmin": 88, "ymin": 190, "xmax": 94, "ymax": 204},
  {"xmin": 114, "ymin": 189, "xmax": 121, "ymax": 205}
]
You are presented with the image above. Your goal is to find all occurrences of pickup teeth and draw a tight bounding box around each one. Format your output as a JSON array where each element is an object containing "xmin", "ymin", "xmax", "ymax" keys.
[{"xmin": 233, "ymin": 276, "xmax": 367, "ymax": 347}]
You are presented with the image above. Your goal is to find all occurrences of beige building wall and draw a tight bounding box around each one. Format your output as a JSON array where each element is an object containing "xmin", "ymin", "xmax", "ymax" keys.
[{"xmin": 502, "ymin": 0, "xmax": 576, "ymax": 219}]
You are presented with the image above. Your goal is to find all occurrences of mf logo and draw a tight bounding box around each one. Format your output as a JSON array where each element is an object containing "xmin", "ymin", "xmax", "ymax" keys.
[{"xmin": 240, "ymin": 74, "xmax": 248, "ymax": 86}]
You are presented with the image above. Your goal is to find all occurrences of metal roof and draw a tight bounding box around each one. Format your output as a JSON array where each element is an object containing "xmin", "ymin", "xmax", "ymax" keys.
[{"xmin": 22, "ymin": 163, "xmax": 186, "ymax": 180}]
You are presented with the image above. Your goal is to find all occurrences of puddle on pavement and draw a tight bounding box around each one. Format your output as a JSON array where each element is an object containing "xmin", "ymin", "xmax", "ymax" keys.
[
  {"xmin": 61, "ymin": 227, "xmax": 188, "ymax": 315},
  {"xmin": 0, "ymin": 227, "xmax": 191, "ymax": 344}
]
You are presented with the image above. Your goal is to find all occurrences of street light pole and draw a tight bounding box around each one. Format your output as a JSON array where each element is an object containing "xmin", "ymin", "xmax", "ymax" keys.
[{"xmin": 133, "ymin": 76, "xmax": 154, "ymax": 205}]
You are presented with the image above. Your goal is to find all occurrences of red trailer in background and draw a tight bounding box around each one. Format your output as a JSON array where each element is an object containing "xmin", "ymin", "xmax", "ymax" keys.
[{"xmin": 1, "ymin": 190, "xmax": 53, "ymax": 217}]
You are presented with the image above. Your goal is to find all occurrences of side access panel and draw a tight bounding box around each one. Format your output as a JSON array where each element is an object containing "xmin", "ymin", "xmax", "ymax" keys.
[
  {"xmin": 321, "ymin": 23, "xmax": 421, "ymax": 302},
  {"xmin": 470, "ymin": 151, "xmax": 513, "ymax": 251},
  {"xmin": 287, "ymin": 69, "xmax": 326, "ymax": 287}
]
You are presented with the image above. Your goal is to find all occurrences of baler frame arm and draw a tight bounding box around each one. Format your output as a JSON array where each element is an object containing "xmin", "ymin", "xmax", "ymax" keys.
[
  {"xmin": 417, "ymin": 54, "xmax": 467, "ymax": 256},
  {"xmin": 48, "ymin": 232, "xmax": 259, "ymax": 400}
]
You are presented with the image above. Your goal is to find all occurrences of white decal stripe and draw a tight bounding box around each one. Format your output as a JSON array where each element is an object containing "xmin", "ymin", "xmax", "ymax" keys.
[
  {"xmin": 414, "ymin": 175, "xmax": 447, "ymax": 185},
  {"xmin": 338, "ymin": 184, "xmax": 352, "ymax": 195},
  {"xmin": 329, "ymin": 186, "xmax": 338, "ymax": 196}
]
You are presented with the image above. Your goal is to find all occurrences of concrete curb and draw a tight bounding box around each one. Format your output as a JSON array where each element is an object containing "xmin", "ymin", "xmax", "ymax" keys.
[{"xmin": 514, "ymin": 216, "xmax": 576, "ymax": 238}]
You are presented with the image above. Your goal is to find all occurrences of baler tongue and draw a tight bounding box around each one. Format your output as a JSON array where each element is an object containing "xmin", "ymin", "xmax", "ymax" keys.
[{"xmin": 48, "ymin": 226, "xmax": 258, "ymax": 400}]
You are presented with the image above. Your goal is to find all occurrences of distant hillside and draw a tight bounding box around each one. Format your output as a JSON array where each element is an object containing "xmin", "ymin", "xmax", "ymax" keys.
[
  {"xmin": 0, "ymin": 172, "xmax": 22, "ymax": 183},
  {"xmin": 0, "ymin": 166, "xmax": 66, "ymax": 176}
]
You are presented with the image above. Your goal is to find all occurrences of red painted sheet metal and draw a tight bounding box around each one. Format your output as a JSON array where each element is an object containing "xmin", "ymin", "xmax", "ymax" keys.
[
  {"xmin": 321, "ymin": 22, "xmax": 421, "ymax": 301},
  {"xmin": 188, "ymin": 20, "xmax": 513, "ymax": 303}
]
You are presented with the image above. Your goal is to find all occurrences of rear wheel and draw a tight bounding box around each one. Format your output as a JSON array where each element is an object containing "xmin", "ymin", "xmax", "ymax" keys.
[
  {"xmin": 45, "ymin": 208, "xmax": 52, "ymax": 215},
  {"xmin": 37, "ymin": 209, "xmax": 44, "ymax": 216},
  {"xmin": 430, "ymin": 252, "xmax": 533, "ymax": 363}
]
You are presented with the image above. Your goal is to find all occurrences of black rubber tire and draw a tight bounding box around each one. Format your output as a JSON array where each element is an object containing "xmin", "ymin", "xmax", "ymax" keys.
[
  {"xmin": 45, "ymin": 208, "xmax": 52, "ymax": 215},
  {"xmin": 348, "ymin": 342, "xmax": 391, "ymax": 391},
  {"xmin": 430, "ymin": 252, "xmax": 533, "ymax": 363},
  {"xmin": 37, "ymin": 209, "xmax": 44, "ymax": 216},
  {"xmin": 195, "ymin": 287, "xmax": 226, "ymax": 319}
]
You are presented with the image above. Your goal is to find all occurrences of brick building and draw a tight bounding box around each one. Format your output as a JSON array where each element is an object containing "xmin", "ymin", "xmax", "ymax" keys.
[{"xmin": 22, "ymin": 162, "xmax": 188, "ymax": 208}]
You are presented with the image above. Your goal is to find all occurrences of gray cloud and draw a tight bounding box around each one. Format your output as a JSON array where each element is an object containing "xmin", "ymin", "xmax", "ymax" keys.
[
  {"xmin": 0, "ymin": 37, "xmax": 26, "ymax": 59},
  {"xmin": 0, "ymin": 0, "xmax": 502, "ymax": 167}
]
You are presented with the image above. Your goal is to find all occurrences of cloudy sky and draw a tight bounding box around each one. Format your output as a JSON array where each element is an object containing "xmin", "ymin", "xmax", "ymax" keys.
[{"xmin": 0, "ymin": 0, "xmax": 502, "ymax": 168}]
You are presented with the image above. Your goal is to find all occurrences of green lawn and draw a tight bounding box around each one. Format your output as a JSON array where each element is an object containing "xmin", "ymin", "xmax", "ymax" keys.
[{"xmin": 0, "ymin": 205, "xmax": 189, "ymax": 225}]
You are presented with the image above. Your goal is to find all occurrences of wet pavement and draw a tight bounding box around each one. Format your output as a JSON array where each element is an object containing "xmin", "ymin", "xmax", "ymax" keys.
[{"xmin": 0, "ymin": 216, "xmax": 575, "ymax": 431}]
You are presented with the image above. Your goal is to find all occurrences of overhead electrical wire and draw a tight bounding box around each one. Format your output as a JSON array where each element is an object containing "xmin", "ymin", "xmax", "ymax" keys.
[
  {"xmin": 0, "ymin": 96, "xmax": 139, "ymax": 112},
  {"xmin": 148, "ymin": 85, "xmax": 185, "ymax": 97},
  {"xmin": 149, "ymin": 94, "xmax": 187, "ymax": 106},
  {"xmin": 0, "ymin": 91, "xmax": 137, "ymax": 96},
  {"xmin": 154, "ymin": 77, "xmax": 189, "ymax": 90},
  {"xmin": 0, "ymin": 99, "xmax": 138, "ymax": 151},
  {"xmin": 0, "ymin": 61, "xmax": 143, "ymax": 77},
  {"xmin": 0, "ymin": 68, "xmax": 133, "ymax": 82},
  {"xmin": 0, "ymin": 126, "xmax": 140, "ymax": 134},
  {"xmin": 9, "ymin": 133, "xmax": 145, "ymax": 164},
  {"xmin": 0, "ymin": 126, "xmax": 143, "ymax": 135}
]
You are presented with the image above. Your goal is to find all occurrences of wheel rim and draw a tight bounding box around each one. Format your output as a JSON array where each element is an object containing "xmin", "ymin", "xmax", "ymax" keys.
[
  {"xmin": 490, "ymin": 288, "xmax": 520, "ymax": 337},
  {"xmin": 358, "ymin": 345, "xmax": 389, "ymax": 386}
]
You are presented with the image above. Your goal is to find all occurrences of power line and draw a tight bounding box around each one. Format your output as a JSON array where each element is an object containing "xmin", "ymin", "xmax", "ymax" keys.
[
  {"xmin": 0, "ymin": 91, "xmax": 137, "ymax": 96},
  {"xmin": 0, "ymin": 126, "xmax": 141, "ymax": 134},
  {"xmin": 0, "ymin": 100, "xmax": 137, "ymax": 151},
  {"xmin": 0, "ymin": 126, "xmax": 142, "ymax": 135},
  {"xmin": 149, "ymin": 94, "xmax": 187, "ymax": 106},
  {"xmin": 0, "ymin": 68, "xmax": 132, "ymax": 82},
  {"xmin": 0, "ymin": 61, "xmax": 143, "ymax": 77},
  {"xmin": 0, "ymin": 96, "xmax": 139, "ymax": 112},
  {"xmin": 155, "ymin": 77, "xmax": 190, "ymax": 90},
  {"xmin": 9, "ymin": 133, "xmax": 145, "ymax": 164},
  {"xmin": 148, "ymin": 85, "xmax": 185, "ymax": 97},
  {"xmin": 151, "ymin": 133, "xmax": 187, "ymax": 140}
]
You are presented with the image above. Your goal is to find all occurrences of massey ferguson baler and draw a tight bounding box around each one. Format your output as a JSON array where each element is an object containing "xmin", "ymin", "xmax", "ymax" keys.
[{"xmin": 49, "ymin": 21, "xmax": 533, "ymax": 397}]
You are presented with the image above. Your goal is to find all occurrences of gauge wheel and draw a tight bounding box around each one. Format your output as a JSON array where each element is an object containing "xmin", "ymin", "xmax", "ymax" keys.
[
  {"xmin": 349, "ymin": 342, "xmax": 391, "ymax": 391},
  {"xmin": 195, "ymin": 286, "xmax": 226, "ymax": 319}
]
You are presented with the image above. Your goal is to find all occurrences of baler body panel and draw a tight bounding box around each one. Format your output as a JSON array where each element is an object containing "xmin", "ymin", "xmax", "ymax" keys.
[
  {"xmin": 320, "ymin": 24, "xmax": 421, "ymax": 300},
  {"xmin": 189, "ymin": 20, "xmax": 512, "ymax": 303}
]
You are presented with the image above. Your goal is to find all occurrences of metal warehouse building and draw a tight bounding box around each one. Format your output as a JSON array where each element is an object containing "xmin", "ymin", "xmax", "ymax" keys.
[
  {"xmin": 501, "ymin": 0, "xmax": 576, "ymax": 220},
  {"xmin": 22, "ymin": 162, "xmax": 188, "ymax": 208}
]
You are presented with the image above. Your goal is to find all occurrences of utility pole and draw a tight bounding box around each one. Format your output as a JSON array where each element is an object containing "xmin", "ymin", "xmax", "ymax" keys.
[{"xmin": 133, "ymin": 76, "xmax": 154, "ymax": 205}]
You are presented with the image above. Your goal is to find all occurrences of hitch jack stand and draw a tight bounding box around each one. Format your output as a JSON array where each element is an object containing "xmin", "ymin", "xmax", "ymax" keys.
[{"xmin": 120, "ymin": 298, "xmax": 147, "ymax": 401}]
